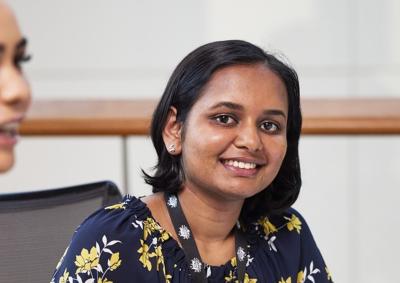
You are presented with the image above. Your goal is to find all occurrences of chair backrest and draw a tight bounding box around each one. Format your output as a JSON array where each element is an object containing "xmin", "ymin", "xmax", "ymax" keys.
[{"xmin": 0, "ymin": 180, "xmax": 122, "ymax": 283}]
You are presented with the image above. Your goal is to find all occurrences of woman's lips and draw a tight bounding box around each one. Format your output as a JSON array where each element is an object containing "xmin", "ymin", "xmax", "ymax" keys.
[
  {"xmin": 0, "ymin": 131, "xmax": 18, "ymax": 147},
  {"xmin": 221, "ymin": 159, "xmax": 261, "ymax": 177},
  {"xmin": 0, "ymin": 122, "xmax": 20, "ymax": 147}
]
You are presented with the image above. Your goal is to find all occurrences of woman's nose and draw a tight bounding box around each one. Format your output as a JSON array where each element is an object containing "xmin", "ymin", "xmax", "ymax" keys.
[
  {"xmin": 0, "ymin": 65, "xmax": 31, "ymax": 110},
  {"xmin": 234, "ymin": 123, "xmax": 263, "ymax": 152}
]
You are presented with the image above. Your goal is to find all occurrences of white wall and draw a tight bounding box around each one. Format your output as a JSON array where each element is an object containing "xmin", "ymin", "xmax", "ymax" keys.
[
  {"xmin": 1, "ymin": 1, "xmax": 400, "ymax": 282},
  {"xmin": 0, "ymin": 137, "xmax": 124, "ymax": 192},
  {"xmin": 12, "ymin": 0, "xmax": 400, "ymax": 100}
]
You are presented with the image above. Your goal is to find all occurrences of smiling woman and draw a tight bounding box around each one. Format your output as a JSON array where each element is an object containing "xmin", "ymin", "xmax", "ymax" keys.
[
  {"xmin": 0, "ymin": 1, "xmax": 31, "ymax": 173},
  {"xmin": 51, "ymin": 40, "xmax": 333, "ymax": 283}
]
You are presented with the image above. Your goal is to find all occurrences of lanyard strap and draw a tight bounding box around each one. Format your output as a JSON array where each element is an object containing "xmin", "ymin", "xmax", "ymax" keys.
[{"xmin": 164, "ymin": 193, "xmax": 248, "ymax": 283}]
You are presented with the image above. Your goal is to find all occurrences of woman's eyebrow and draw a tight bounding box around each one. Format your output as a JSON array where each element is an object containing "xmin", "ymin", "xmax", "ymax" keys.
[
  {"xmin": 262, "ymin": 109, "xmax": 287, "ymax": 119},
  {"xmin": 16, "ymin": 37, "xmax": 27, "ymax": 50},
  {"xmin": 210, "ymin": 101, "xmax": 287, "ymax": 118},
  {"xmin": 210, "ymin": 101, "xmax": 244, "ymax": 111},
  {"xmin": 0, "ymin": 38, "xmax": 27, "ymax": 56}
]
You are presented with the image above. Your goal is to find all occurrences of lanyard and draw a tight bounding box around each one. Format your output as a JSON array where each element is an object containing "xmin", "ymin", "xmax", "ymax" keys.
[{"xmin": 164, "ymin": 193, "xmax": 248, "ymax": 283}]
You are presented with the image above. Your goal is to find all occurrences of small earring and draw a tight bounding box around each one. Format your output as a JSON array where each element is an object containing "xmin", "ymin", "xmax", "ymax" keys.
[{"xmin": 167, "ymin": 144, "xmax": 176, "ymax": 153}]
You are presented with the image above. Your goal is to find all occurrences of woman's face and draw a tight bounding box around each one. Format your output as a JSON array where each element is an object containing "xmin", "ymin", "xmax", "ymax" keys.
[
  {"xmin": 0, "ymin": 3, "xmax": 31, "ymax": 173},
  {"xmin": 179, "ymin": 64, "xmax": 288, "ymax": 201}
]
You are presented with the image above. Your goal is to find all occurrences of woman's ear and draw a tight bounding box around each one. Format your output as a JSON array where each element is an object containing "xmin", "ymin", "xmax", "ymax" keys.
[{"xmin": 162, "ymin": 107, "xmax": 182, "ymax": 155}]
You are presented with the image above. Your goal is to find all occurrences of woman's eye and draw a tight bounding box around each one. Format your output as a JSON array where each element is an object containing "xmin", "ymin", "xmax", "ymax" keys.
[
  {"xmin": 214, "ymin": 115, "xmax": 236, "ymax": 125},
  {"xmin": 260, "ymin": 121, "xmax": 279, "ymax": 133},
  {"xmin": 14, "ymin": 54, "xmax": 31, "ymax": 69}
]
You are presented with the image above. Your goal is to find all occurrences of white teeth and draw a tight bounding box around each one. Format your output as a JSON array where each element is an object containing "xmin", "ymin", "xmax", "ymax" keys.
[
  {"xmin": 0, "ymin": 122, "xmax": 19, "ymax": 131},
  {"xmin": 224, "ymin": 160, "xmax": 257, "ymax": 169},
  {"xmin": 0, "ymin": 122, "xmax": 19, "ymax": 136}
]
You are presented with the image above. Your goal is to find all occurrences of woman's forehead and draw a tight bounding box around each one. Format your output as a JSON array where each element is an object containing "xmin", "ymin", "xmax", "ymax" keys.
[
  {"xmin": 193, "ymin": 64, "xmax": 288, "ymax": 112},
  {"xmin": 0, "ymin": 3, "xmax": 22, "ymax": 47}
]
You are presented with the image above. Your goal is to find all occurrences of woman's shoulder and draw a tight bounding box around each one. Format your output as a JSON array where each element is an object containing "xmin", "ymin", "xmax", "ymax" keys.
[
  {"xmin": 254, "ymin": 207, "xmax": 307, "ymax": 239},
  {"xmin": 249, "ymin": 207, "xmax": 320, "ymax": 266},
  {"xmin": 51, "ymin": 195, "xmax": 175, "ymax": 282},
  {"xmin": 250, "ymin": 207, "xmax": 333, "ymax": 282},
  {"xmin": 70, "ymin": 195, "xmax": 152, "ymax": 241}
]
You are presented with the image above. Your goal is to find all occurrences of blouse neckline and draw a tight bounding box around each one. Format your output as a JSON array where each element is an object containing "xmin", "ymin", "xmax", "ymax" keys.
[{"xmin": 133, "ymin": 195, "xmax": 241, "ymax": 271}]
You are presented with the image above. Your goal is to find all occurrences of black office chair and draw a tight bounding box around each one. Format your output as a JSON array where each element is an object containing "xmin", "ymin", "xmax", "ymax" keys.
[{"xmin": 0, "ymin": 180, "xmax": 122, "ymax": 283}]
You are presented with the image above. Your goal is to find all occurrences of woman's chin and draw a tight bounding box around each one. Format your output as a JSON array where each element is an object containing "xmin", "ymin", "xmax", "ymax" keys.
[
  {"xmin": 221, "ymin": 180, "xmax": 270, "ymax": 199},
  {"xmin": 209, "ymin": 185, "xmax": 266, "ymax": 202},
  {"xmin": 0, "ymin": 149, "xmax": 15, "ymax": 173}
]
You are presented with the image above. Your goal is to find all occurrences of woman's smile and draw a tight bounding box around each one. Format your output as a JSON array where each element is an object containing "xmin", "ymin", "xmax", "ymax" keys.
[{"xmin": 221, "ymin": 157, "xmax": 263, "ymax": 177}]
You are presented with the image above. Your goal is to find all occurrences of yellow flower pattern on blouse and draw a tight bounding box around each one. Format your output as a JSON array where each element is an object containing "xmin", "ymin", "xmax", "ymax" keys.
[
  {"xmin": 105, "ymin": 202, "xmax": 126, "ymax": 210},
  {"xmin": 325, "ymin": 266, "xmax": 333, "ymax": 281},
  {"xmin": 224, "ymin": 256, "xmax": 258, "ymax": 282},
  {"xmin": 153, "ymin": 245, "xmax": 166, "ymax": 271},
  {"xmin": 58, "ymin": 269, "xmax": 69, "ymax": 283},
  {"xmin": 136, "ymin": 217, "xmax": 172, "ymax": 281},
  {"xmin": 224, "ymin": 270, "xmax": 257, "ymax": 283},
  {"xmin": 108, "ymin": 252, "xmax": 122, "ymax": 271},
  {"xmin": 51, "ymin": 198, "xmax": 333, "ymax": 283},
  {"xmin": 243, "ymin": 273, "xmax": 258, "ymax": 283},
  {"xmin": 143, "ymin": 217, "xmax": 163, "ymax": 240},
  {"xmin": 279, "ymin": 276, "xmax": 292, "ymax": 283},
  {"xmin": 258, "ymin": 217, "xmax": 278, "ymax": 235},
  {"xmin": 297, "ymin": 261, "xmax": 321, "ymax": 283},
  {"xmin": 75, "ymin": 246, "xmax": 99, "ymax": 274},
  {"xmin": 224, "ymin": 270, "xmax": 236, "ymax": 282},
  {"xmin": 52, "ymin": 235, "xmax": 122, "ymax": 283},
  {"xmin": 138, "ymin": 239, "xmax": 152, "ymax": 271},
  {"xmin": 285, "ymin": 214, "xmax": 302, "ymax": 234},
  {"xmin": 297, "ymin": 270, "xmax": 305, "ymax": 283}
]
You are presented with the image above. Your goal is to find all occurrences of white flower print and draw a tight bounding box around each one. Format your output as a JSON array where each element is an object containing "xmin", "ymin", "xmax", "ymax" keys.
[
  {"xmin": 246, "ymin": 254, "xmax": 254, "ymax": 267},
  {"xmin": 132, "ymin": 219, "xmax": 143, "ymax": 229},
  {"xmin": 190, "ymin": 257, "xmax": 202, "ymax": 273},
  {"xmin": 206, "ymin": 265, "xmax": 211, "ymax": 277},
  {"xmin": 266, "ymin": 235, "xmax": 277, "ymax": 252},
  {"xmin": 51, "ymin": 235, "xmax": 122, "ymax": 283},
  {"xmin": 299, "ymin": 261, "xmax": 321, "ymax": 283},
  {"xmin": 178, "ymin": 225, "xmax": 191, "ymax": 240},
  {"xmin": 237, "ymin": 246, "xmax": 246, "ymax": 262},
  {"xmin": 167, "ymin": 195, "xmax": 178, "ymax": 208}
]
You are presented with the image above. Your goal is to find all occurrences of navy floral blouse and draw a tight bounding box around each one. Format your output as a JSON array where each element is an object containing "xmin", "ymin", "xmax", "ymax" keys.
[{"xmin": 51, "ymin": 195, "xmax": 333, "ymax": 283}]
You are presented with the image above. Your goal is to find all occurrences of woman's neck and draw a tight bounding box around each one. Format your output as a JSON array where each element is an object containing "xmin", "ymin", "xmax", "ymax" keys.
[
  {"xmin": 178, "ymin": 186, "xmax": 244, "ymax": 244},
  {"xmin": 142, "ymin": 188, "xmax": 244, "ymax": 265}
]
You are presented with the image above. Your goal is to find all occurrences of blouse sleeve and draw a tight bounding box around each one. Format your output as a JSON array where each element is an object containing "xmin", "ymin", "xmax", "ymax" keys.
[
  {"xmin": 290, "ymin": 208, "xmax": 334, "ymax": 283},
  {"xmin": 50, "ymin": 198, "xmax": 150, "ymax": 283}
]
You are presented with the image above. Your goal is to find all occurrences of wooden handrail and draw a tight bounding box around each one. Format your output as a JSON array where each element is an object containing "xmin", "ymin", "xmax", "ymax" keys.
[{"xmin": 20, "ymin": 98, "xmax": 400, "ymax": 135}]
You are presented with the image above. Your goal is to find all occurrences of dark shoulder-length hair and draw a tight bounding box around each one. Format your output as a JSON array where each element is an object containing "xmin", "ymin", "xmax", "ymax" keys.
[{"xmin": 143, "ymin": 40, "xmax": 302, "ymax": 225}]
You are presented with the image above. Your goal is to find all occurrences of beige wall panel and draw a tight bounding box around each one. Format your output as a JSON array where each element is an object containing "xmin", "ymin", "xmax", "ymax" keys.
[
  {"xmin": 126, "ymin": 136, "xmax": 156, "ymax": 197},
  {"xmin": 295, "ymin": 136, "xmax": 352, "ymax": 283},
  {"xmin": 0, "ymin": 137, "xmax": 124, "ymax": 193},
  {"xmin": 355, "ymin": 137, "xmax": 400, "ymax": 282}
]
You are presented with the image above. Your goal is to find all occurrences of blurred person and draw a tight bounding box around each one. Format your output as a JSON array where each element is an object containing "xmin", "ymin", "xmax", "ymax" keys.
[
  {"xmin": 52, "ymin": 40, "xmax": 332, "ymax": 283},
  {"xmin": 0, "ymin": 0, "xmax": 31, "ymax": 173}
]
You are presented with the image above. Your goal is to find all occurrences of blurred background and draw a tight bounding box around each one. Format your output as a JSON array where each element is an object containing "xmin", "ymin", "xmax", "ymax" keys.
[{"xmin": 1, "ymin": 0, "xmax": 400, "ymax": 282}]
